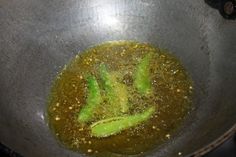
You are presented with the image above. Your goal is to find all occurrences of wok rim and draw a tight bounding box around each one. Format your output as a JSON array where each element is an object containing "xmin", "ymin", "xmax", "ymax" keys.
[{"xmin": 186, "ymin": 124, "xmax": 236, "ymax": 157}]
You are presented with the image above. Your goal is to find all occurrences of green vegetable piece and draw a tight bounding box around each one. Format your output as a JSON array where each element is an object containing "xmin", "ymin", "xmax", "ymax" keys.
[
  {"xmin": 77, "ymin": 76, "xmax": 102, "ymax": 123},
  {"xmin": 100, "ymin": 64, "xmax": 113, "ymax": 91},
  {"xmin": 90, "ymin": 106, "xmax": 155, "ymax": 137},
  {"xmin": 100, "ymin": 64, "xmax": 129, "ymax": 113},
  {"xmin": 134, "ymin": 53, "xmax": 152, "ymax": 95},
  {"xmin": 114, "ymin": 82, "xmax": 129, "ymax": 113}
]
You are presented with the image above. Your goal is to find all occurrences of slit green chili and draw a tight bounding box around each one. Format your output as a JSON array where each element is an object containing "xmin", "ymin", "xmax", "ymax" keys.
[
  {"xmin": 100, "ymin": 63, "xmax": 129, "ymax": 113},
  {"xmin": 134, "ymin": 53, "xmax": 152, "ymax": 95},
  {"xmin": 90, "ymin": 106, "xmax": 155, "ymax": 137},
  {"xmin": 77, "ymin": 75, "xmax": 102, "ymax": 123}
]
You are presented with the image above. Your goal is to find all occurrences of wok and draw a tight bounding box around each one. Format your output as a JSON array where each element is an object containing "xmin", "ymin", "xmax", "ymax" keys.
[{"xmin": 0, "ymin": 0, "xmax": 236, "ymax": 157}]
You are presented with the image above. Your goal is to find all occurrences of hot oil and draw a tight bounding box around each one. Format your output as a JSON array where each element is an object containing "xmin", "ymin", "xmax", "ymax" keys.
[{"xmin": 47, "ymin": 41, "xmax": 193, "ymax": 156}]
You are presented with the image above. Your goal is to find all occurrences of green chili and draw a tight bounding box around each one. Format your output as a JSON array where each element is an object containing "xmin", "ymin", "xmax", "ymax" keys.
[
  {"xmin": 134, "ymin": 53, "xmax": 152, "ymax": 95},
  {"xmin": 100, "ymin": 63, "xmax": 129, "ymax": 113},
  {"xmin": 77, "ymin": 75, "xmax": 102, "ymax": 123},
  {"xmin": 90, "ymin": 106, "xmax": 155, "ymax": 137},
  {"xmin": 100, "ymin": 64, "xmax": 113, "ymax": 91},
  {"xmin": 115, "ymin": 82, "xmax": 129, "ymax": 113}
]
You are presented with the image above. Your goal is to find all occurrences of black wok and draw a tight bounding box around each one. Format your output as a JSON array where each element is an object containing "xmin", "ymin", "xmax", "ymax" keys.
[{"xmin": 0, "ymin": 0, "xmax": 236, "ymax": 157}]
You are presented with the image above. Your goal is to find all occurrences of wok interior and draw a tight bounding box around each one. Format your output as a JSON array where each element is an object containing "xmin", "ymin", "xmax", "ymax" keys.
[{"xmin": 0, "ymin": 0, "xmax": 235, "ymax": 157}]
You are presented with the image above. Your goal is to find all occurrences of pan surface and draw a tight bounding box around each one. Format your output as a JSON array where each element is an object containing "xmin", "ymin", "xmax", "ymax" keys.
[{"xmin": 0, "ymin": 0, "xmax": 236, "ymax": 157}]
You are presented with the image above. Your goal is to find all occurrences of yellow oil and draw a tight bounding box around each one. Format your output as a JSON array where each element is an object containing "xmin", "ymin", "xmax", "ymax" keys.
[{"xmin": 47, "ymin": 41, "xmax": 193, "ymax": 156}]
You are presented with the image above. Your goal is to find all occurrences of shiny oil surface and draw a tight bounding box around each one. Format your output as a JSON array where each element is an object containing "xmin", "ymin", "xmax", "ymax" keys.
[{"xmin": 48, "ymin": 41, "xmax": 193, "ymax": 156}]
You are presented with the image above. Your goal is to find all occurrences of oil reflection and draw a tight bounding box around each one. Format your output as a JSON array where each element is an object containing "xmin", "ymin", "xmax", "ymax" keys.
[
  {"xmin": 37, "ymin": 111, "xmax": 45, "ymax": 122},
  {"xmin": 96, "ymin": 4, "xmax": 121, "ymax": 30}
]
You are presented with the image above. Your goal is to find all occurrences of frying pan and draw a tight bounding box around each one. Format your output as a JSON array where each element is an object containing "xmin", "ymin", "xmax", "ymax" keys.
[{"xmin": 0, "ymin": 0, "xmax": 236, "ymax": 157}]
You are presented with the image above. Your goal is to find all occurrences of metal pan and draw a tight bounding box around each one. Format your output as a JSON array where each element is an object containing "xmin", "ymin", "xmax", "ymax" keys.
[{"xmin": 0, "ymin": 0, "xmax": 235, "ymax": 157}]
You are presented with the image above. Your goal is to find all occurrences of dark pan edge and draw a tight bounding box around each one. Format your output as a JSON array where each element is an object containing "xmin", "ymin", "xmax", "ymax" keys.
[{"xmin": 187, "ymin": 124, "xmax": 236, "ymax": 157}]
